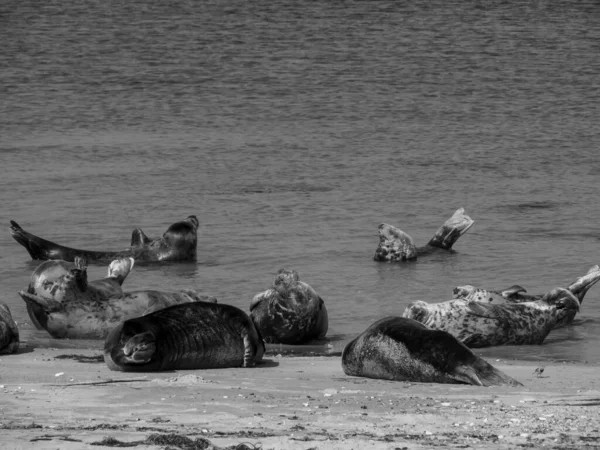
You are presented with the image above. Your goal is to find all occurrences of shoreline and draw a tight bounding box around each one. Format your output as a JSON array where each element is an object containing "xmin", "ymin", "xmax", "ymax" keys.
[{"xmin": 1, "ymin": 346, "xmax": 599, "ymax": 449}]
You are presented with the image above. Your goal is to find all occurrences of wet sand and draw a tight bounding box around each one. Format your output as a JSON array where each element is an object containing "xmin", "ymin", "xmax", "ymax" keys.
[{"xmin": 1, "ymin": 346, "xmax": 599, "ymax": 450}]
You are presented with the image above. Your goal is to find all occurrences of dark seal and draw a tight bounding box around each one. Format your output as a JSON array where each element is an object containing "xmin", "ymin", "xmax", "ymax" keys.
[
  {"xmin": 342, "ymin": 317, "xmax": 522, "ymax": 386},
  {"xmin": 250, "ymin": 269, "xmax": 328, "ymax": 344},
  {"xmin": 9, "ymin": 215, "xmax": 199, "ymax": 262},
  {"xmin": 104, "ymin": 301, "xmax": 265, "ymax": 371},
  {"xmin": 374, "ymin": 208, "xmax": 474, "ymax": 262},
  {"xmin": 0, "ymin": 304, "xmax": 19, "ymax": 354}
]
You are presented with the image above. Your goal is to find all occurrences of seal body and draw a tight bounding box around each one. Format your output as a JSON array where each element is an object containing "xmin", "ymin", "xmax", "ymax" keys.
[
  {"xmin": 452, "ymin": 265, "xmax": 600, "ymax": 327},
  {"xmin": 374, "ymin": 208, "xmax": 474, "ymax": 262},
  {"xmin": 403, "ymin": 288, "xmax": 580, "ymax": 347},
  {"xmin": 104, "ymin": 301, "xmax": 265, "ymax": 371},
  {"xmin": 250, "ymin": 269, "xmax": 328, "ymax": 344},
  {"xmin": 9, "ymin": 215, "xmax": 198, "ymax": 262},
  {"xmin": 342, "ymin": 317, "xmax": 521, "ymax": 386},
  {"xmin": 0, "ymin": 304, "xmax": 19, "ymax": 354},
  {"xmin": 21, "ymin": 257, "xmax": 134, "ymax": 331}
]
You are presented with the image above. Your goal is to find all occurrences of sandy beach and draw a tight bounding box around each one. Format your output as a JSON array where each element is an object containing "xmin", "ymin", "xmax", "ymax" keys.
[{"xmin": 1, "ymin": 346, "xmax": 599, "ymax": 450}]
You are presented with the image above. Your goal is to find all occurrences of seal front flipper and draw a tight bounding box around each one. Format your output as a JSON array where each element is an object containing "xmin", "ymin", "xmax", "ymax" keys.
[
  {"xmin": 426, "ymin": 208, "xmax": 474, "ymax": 250},
  {"xmin": 374, "ymin": 224, "xmax": 417, "ymax": 262}
]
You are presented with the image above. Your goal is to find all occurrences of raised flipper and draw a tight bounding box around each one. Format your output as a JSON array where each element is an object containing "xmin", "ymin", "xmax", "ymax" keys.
[
  {"xmin": 18, "ymin": 291, "xmax": 62, "ymax": 312},
  {"xmin": 426, "ymin": 208, "xmax": 474, "ymax": 250},
  {"xmin": 107, "ymin": 257, "xmax": 135, "ymax": 285},
  {"xmin": 374, "ymin": 224, "xmax": 417, "ymax": 262},
  {"xmin": 72, "ymin": 256, "xmax": 89, "ymax": 292},
  {"xmin": 500, "ymin": 285, "xmax": 528, "ymax": 297},
  {"xmin": 566, "ymin": 265, "xmax": 600, "ymax": 304},
  {"xmin": 131, "ymin": 229, "xmax": 151, "ymax": 247}
]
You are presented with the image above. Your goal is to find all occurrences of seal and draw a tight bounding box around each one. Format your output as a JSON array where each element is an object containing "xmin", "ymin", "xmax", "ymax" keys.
[
  {"xmin": 9, "ymin": 215, "xmax": 199, "ymax": 262},
  {"xmin": 403, "ymin": 288, "xmax": 581, "ymax": 347},
  {"xmin": 374, "ymin": 208, "xmax": 474, "ymax": 262},
  {"xmin": 21, "ymin": 256, "xmax": 135, "ymax": 331},
  {"xmin": 250, "ymin": 269, "xmax": 328, "ymax": 344},
  {"xmin": 0, "ymin": 304, "xmax": 19, "ymax": 354},
  {"xmin": 452, "ymin": 265, "xmax": 600, "ymax": 327},
  {"xmin": 19, "ymin": 259, "xmax": 214, "ymax": 338},
  {"xmin": 104, "ymin": 301, "xmax": 265, "ymax": 372},
  {"xmin": 341, "ymin": 317, "xmax": 522, "ymax": 386}
]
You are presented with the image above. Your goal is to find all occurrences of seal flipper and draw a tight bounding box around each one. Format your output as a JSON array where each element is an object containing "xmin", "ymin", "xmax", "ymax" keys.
[
  {"xmin": 374, "ymin": 224, "xmax": 417, "ymax": 261},
  {"xmin": 452, "ymin": 361, "xmax": 522, "ymax": 387},
  {"xmin": 426, "ymin": 208, "xmax": 474, "ymax": 250},
  {"xmin": 130, "ymin": 228, "xmax": 151, "ymax": 247},
  {"xmin": 72, "ymin": 256, "xmax": 89, "ymax": 292},
  {"xmin": 9, "ymin": 221, "xmax": 60, "ymax": 260},
  {"xmin": 566, "ymin": 265, "xmax": 600, "ymax": 305},
  {"xmin": 107, "ymin": 257, "xmax": 135, "ymax": 285},
  {"xmin": 500, "ymin": 285, "xmax": 528, "ymax": 297}
]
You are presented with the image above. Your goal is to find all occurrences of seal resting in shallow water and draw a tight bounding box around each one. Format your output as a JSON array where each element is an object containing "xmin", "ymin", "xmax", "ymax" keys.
[
  {"xmin": 104, "ymin": 301, "xmax": 265, "ymax": 371},
  {"xmin": 374, "ymin": 208, "xmax": 474, "ymax": 262},
  {"xmin": 342, "ymin": 317, "xmax": 521, "ymax": 386},
  {"xmin": 19, "ymin": 282, "xmax": 214, "ymax": 340},
  {"xmin": 403, "ymin": 288, "xmax": 580, "ymax": 347},
  {"xmin": 9, "ymin": 215, "xmax": 198, "ymax": 262},
  {"xmin": 250, "ymin": 269, "xmax": 328, "ymax": 344},
  {"xmin": 452, "ymin": 265, "xmax": 600, "ymax": 327},
  {"xmin": 0, "ymin": 304, "xmax": 19, "ymax": 354},
  {"xmin": 21, "ymin": 257, "xmax": 134, "ymax": 330}
]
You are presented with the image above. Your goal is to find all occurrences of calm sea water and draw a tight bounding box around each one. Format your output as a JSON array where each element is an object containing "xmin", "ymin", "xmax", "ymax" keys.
[{"xmin": 2, "ymin": 0, "xmax": 599, "ymax": 363}]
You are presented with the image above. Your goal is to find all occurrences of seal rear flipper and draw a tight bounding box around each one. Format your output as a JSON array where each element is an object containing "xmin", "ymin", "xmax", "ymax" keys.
[
  {"xmin": 107, "ymin": 257, "xmax": 135, "ymax": 285},
  {"xmin": 18, "ymin": 291, "xmax": 62, "ymax": 312},
  {"xmin": 426, "ymin": 208, "xmax": 474, "ymax": 250},
  {"xmin": 9, "ymin": 220, "xmax": 57, "ymax": 260},
  {"xmin": 566, "ymin": 265, "xmax": 600, "ymax": 304},
  {"xmin": 374, "ymin": 223, "xmax": 417, "ymax": 261},
  {"xmin": 453, "ymin": 361, "xmax": 522, "ymax": 387},
  {"xmin": 130, "ymin": 228, "xmax": 151, "ymax": 247}
]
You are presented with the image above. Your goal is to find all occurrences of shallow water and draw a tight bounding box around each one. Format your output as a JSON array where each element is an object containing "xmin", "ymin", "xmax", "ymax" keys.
[{"xmin": 2, "ymin": 0, "xmax": 599, "ymax": 363}]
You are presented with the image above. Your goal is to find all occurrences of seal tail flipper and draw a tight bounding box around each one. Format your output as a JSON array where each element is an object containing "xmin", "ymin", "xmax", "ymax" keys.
[
  {"xmin": 9, "ymin": 221, "xmax": 58, "ymax": 260},
  {"xmin": 566, "ymin": 265, "xmax": 600, "ymax": 305},
  {"xmin": 374, "ymin": 223, "xmax": 417, "ymax": 261},
  {"xmin": 17, "ymin": 291, "xmax": 62, "ymax": 312},
  {"xmin": 426, "ymin": 208, "xmax": 474, "ymax": 250},
  {"xmin": 107, "ymin": 257, "xmax": 135, "ymax": 285},
  {"xmin": 130, "ymin": 228, "xmax": 151, "ymax": 247},
  {"xmin": 452, "ymin": 361, "xmax": 523, "ymax": 387}
]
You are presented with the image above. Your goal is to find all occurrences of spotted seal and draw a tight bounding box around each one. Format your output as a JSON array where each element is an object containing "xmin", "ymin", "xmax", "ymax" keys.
[
  {"xmin": 9, "ymin": 215, "xmax": 198, "ymax": 262},
  {"xmin": 250, "ymin": 269, "xmax": 328, "ymax": 344},
  {"xmin": 452, "ymin": 265, "xmax": 600, "ymax": 327},
  {"xmin": 20, "ymin": 256, "xmax": 134, "ymax": 330},
  {"xmin": 104, "ymin": 301, "xmax": 265, "ymax": 371},
  {"xmin": 342, "ymin": 317, "xmax": 521, "ymax": 386},
  {"xmin": 374, "ymin": 208, "xmax": 474, "ymax": 262},
  {"xmin": 403, "ymin": 288, "xmax": 580, "ymax": 347},
  {"xmin": 0, "ymin": 304, "xmax": 19, "ymax": 354}
]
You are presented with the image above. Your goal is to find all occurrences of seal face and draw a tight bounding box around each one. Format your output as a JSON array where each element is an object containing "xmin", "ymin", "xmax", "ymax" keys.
[
  {"xmin": 341, "ymin": 317, "xmax": 521, "ymax": 386},
  {"xmin": 249, "ymin": 269, "xmax": 328, "ymax": 345},
  {"xmin": 0, "ymin": 304, "xmax": 19, "ymax": 354},
  {"xmin": 374, "ymin": 208, "xmax": 474, "ymax": 262},
  {"xmin": 452, "ymin": 265, "xmax": 600, "ymax": 328},
  {"xmin": 104, "ymin": 301, "xmax": 265, "ymax": 371},
  {"xmin": 9, "ymin": 215, "xmax": 199, "ymax": 262},
  {"xmin": 403, "ymin": 288, "xmax": 581, "ymax": 348}
]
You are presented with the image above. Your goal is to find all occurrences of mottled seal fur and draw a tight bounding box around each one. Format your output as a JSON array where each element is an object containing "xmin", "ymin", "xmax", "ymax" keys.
[
  {"xmin": 9, "ymin": 215, "xmax": 198, "ymax": 262},
  {"xmin": 374, "ymin": 208, "xmax": 474, "ymax": 262},
  {"xmin": 403, "ymin": 288, "xmax": 581, "ymax": 347},
  {"xmin": 0, "ymin": 304, "xmax": 19, "ymax": 354},
  {"xmin": 19, "ymin": 272, "xmax": 214, "ymax": 339},
  {"xmin": 104, "ymin": 301, "xmax": 265, "ymax": 371},
  {"xmin": 452, "ymin": 265, "xmax": 600, "ymax": 327},
  {"xmin": 342, "ymin": 317, "xmax": 521, "ymax": 386},
  {"xmin": 250, "ymin": 269, "xmax": 328, "ymax": 344},
  {"xmin": 20, "ymin": 257, "xmax": 134, "ymax": 330}
]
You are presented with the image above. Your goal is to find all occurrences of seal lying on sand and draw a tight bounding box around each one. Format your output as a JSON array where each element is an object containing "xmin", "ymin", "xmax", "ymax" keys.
[
  {"xmin": 342, "ymin": 317, "xmax": 521, "ymax": 386},
  {"xmin": 452, "ymin": 265, "xmax": 600, "ymax": 327},
  {"xmin": 374, "ymin": 208, "xmax": 474, "ymax": 262},
  {"xmin": 250, "ymin": 269, "xmax": 328, "ymax": 344},
  {"xmin": 9, "ymin": 215, "xmax": 199, "ymax": 262},
  {"xmin": 21, "ymin": 257, "xmax": 134, "ymax": 330},
  {"xmin": 19, "ymin": 278, "xmax": 214, "ymax": 339},
  {"xmin": 403, "ymin": 288, "xmax": 581, "ymax": 347},
  {"xmin": 0, "ymin": 304, "xmax": 19, "ymax": 354},
  {"xmin": 104, "ymin": 301, "xmax": 265, "ymax": 371}
]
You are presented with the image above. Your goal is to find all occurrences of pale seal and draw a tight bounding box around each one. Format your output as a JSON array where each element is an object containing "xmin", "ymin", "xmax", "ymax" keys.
[
  {"xmin": 403, "ymin": 288, "xmax": 580, "ymax": 347},
  {"xmin": 0, "ymin": 304, "xmax": 19, "ymax": 354},
  {"xmin": 452, "ymin": 265, "xmax": 600, "ymax": 327},
  {"xmin": 9, "ymin": 215, "xmax": 199, "ymax": 262},
  {"xmin": 374, "ymin": 208, "xmax": 474, "ymax": 262},
  {"xmin": 104, "ymin": 301, "xmax": 265, "ymax": 371},
  {"xmin": 20, "ymin": 256, "xmax": 134, "ymax": 330},
  {"xmin": 342, "ymin": 317, "xmax": 521, "ymax": 386},
  {"xmin": 250, "ymin": 269, "xmax": 328, "ymax": 344}
]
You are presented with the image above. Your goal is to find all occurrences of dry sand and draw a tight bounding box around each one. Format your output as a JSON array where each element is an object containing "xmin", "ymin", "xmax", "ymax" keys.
[{"xmin": 0, "ymin": 346, "xmax": 599, "ymax": 450}]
